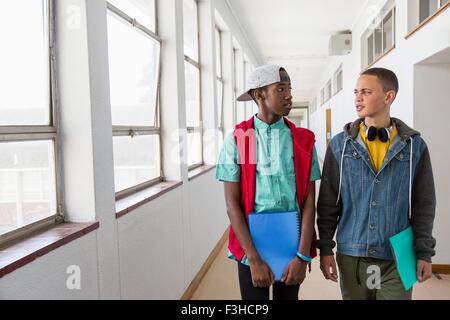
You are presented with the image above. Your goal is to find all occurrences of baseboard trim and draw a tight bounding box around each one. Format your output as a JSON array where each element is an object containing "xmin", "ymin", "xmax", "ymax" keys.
[
  {"xmin": 181, "ymin": 227, "xmax": 229, "ymax": 300},
  {"xmin": 432, "ymin": 264, "xmax": 450, "ymax": 275}
]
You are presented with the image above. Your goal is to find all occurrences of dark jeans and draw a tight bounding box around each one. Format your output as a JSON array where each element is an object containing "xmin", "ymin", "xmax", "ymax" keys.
[{"xmin": 237, "ymin": 262, "xmax": 300, "ymax": 300}]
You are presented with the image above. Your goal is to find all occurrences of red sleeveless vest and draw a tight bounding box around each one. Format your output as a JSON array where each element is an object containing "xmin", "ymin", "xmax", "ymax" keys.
[{"xmin": 229, "ymin": 116, "xmax": 317, "ymax": 261}]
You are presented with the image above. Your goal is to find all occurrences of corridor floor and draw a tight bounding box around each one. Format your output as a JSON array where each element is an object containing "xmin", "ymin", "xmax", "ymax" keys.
[{"xmin": 191, "ymin": 241, "xmax": 450, "ymax": 300}]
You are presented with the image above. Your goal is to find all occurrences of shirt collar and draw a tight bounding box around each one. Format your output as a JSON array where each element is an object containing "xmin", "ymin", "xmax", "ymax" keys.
[{"xmin": 253, "ymin": 115, "xmax": 287, "ymax": 130}]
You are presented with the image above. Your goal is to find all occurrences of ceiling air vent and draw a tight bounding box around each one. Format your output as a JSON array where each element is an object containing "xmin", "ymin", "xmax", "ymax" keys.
[{"xmin": 329, "ymin": 31, "xmax": 352, "ymax": 56}]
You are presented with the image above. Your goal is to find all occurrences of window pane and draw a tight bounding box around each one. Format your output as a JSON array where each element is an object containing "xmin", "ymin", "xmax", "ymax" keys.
[
  {"xmin": 312, "ymin": 97, "xmax": 317, "ymax": 113},
  {"xmin": 185, "ymin": 62, "xmax": 201, "ymax": 127},
  {"xmin": 336, "ymin": 70, "xmax": 343, "ymax": 93},
  {"xmin": 233, "ymin": 49, "xmax": 239, "ymax": 93},
  {"xmin": 236, "ymin": 103, "xmax": 246, "ymax": 123},
  {"xmin": 232, "ymin": 50, "xmax": 238, "ymax": 125},
  {"xmin": 107, "ymin": 11, "xmax": 160, "ymax": 127},
  {"xmin": 441, "ymin": 0, "xmax": 449, "ymax": 6},
  {"xmin": 245, "ymin": 103, "xmax": 250, "ymax": 120},
  {"xmin": 325, "ymin": 81, "xmax": 331, "ymax": 102},
  {"xmin": 113, "ymin": 135, "xmax": 160, "ymax": 192},
  {"xmin": 183, "ymin": 0, "xmax": 199, "ymax": 61},
  {"xmin": 244, "ymin": 62, "xmax": 252, "ymax": 118},
  {"xmin": 289, "ymin": 108, "xmax": 308, "ymax": 128},
  {"xmin": 215, "ymin": 28, "xmax": 222, "ymax": 78},
  {"xmin": 328, "ymin": 81, "xmax": 332, "ymax": 100},
  {"xmin": 217, "ymin": 80, "xmax": 223, "ymax": 127},
  {"xmin": 248, "ymin": 101, "xmax": 256, "ymax": 119},
  {"xmin": 244, "ymin": 61, "xmax": 250, "ymax": 82},
  {"xmin": 374, "ymin": 25, "xmax": 382, "ymax": 59},
  {"xmin": 431, "ymin": 0, "xmax": 439, "ymax": 12},
  {"xmin": 420, "ymin": 0, "xmax": 438, "ymax": 23},
  {"xmin": 383, "ymin": 11, "xmax": 394, "ymax": 52},
  {"xmin": 367, "ymin": 34, "xmax": 374, "ymax": 65},
  {"xmin": 0, "ymin": 140, "xmax": 57, "ymax": 236},
  {"xmin": 0, "ymin": 0, "xmax": 50, "ymax": 126},
  {"xmin": 419, "ymin": 0, "xmax": 429, "ymax": 22},
  {"xmin": 108, "ymin": 0, "xmax": 156, "ymax": 32},
  {"xmin": 253, "ymin": 103, "xmax": 258, "ymax": 116},
  {"xmin": 187, "ymin": 132, "xmax": 202, "ymax": 167}
]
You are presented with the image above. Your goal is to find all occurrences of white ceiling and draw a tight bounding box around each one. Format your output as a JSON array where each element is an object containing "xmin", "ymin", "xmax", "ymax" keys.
[{"xmin": 226, "ymin": 0, "xmax": 368, "ymax": 104}]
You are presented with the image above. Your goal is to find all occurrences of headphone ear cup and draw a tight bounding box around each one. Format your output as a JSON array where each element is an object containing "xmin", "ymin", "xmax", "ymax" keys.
[
  {"xmin": 378, "ymin": 128, "xmax": 389, "ymax": 143},
  {"xmin": 366, "ymin": 126, "xmax": 377, "ymax": 141}
]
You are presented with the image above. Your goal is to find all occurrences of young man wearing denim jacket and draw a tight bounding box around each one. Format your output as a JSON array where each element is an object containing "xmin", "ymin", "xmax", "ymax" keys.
[{"xmin": 317, "ymin": 67, "xmax": 436, "ymax": 300}]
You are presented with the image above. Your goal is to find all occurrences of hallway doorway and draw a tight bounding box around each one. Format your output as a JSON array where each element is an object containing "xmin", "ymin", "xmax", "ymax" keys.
[
  {"xmin": 326, "ymin": 108, "xmax": 332, "ymax": 146},
  {"xmin": 289, "ymin": 107, "xmax": 309, "ymax": 128}
]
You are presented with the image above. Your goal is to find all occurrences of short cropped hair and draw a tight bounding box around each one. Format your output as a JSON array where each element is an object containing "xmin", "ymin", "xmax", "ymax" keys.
[{"xmin": 361, "ymin": 67, "xmax": 399, "ymax": 94}]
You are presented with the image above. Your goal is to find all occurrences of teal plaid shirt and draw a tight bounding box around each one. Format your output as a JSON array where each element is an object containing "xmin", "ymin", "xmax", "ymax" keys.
[{"xmin": 216, "ymin": 116, "xmax": 321, "ymax": 265}]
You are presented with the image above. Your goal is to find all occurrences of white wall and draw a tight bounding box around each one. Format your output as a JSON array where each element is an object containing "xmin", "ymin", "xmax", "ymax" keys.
[
  {"xmin": 414, "ymin": 55, "xmax": 450, "ymax": 264},
  {"xmin": 188, "ymin": 172, "xmax": 228, "ymax": 279},
  {"xmin": 117, "ymin": 187, "xmax": 185, "ymax": 299},
  {"xmin": 0, "ymin": 233, "xmax": 99, "ymax": 299},
  {"xmin": 0, "ymin": 0, "xmax": 254, "ymax": 299},
  {"xmin": 115, "ymin": 170, "xmax": 226, "ymax": 300}
]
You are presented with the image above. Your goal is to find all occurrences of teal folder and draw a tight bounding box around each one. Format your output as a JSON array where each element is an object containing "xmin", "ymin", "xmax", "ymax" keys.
[
  {"xmin": 248, "ymin": 211, "xmax": 300, "ymax": 281},
  {"xmin": 389, "ymin": 226, "xmax": 418, "ymax": 290}
]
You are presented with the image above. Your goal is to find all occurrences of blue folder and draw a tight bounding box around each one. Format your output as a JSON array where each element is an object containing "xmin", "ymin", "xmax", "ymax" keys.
[
  {"xmin": 389, "ymin": 226, "xmax": 418, "ymax": 290},
  {"xmin": 248, "ymin": 211, "xmax": 300, "ymax": 281}
]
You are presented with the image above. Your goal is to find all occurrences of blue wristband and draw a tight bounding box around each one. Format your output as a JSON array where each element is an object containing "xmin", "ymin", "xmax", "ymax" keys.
[{"xmin": 296, "ymin": 252, "xmax": 313, "ymax": 263}]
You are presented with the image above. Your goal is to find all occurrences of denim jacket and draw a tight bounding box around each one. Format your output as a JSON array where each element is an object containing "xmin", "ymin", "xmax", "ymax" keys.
[{"xmin": 317, "ymin": 118, "xmax": 436, "ymax": 262}]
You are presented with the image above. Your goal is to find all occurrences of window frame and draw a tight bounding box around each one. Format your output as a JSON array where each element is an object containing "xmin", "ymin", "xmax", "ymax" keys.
[
  {"xmin": 374, "ymin": 23, "xmax": 383, "ymax": 61},
  {"xmin": 324, "ymin": 79, "xmax": 332, "ymax": 103},
  {"xmin": 418, "ymin": 0, "xmax": 449, "ymax": 24},
  {"xmin": 333, "ymin": 65, "xmax": 343, "ymax": 96},
  {"xmin": 232, "ymin": 48, "xmax": 238, "ymax": 126},
  {"xmin": 250, "ymin": 64, "xmax": 258, "ymax": 116},
  {"xmin": 420, "ymin": 0, "xmax": 439, "ymax": 23},
  {"xmin": 382, "ymin": 9, "xmax": 395, "ymax": 53},
  {"xmin": 243, "ymin": 60, "xmax": 253, "ymax": 119},
  {"xmin": 0, "ymin": 0, "xmax": 64, "ymax": 245},
  {"xmin": 184, "ymin": 0, "xmax": 203, "ymax": 171},
  {"xmin": 406, "ymin": 0, "xmax": 449, "ymax": 39},
  {"xmin": 363, "ymin": 6, "xmax": 396, "ymax": 69},
  {"xmin": 367, "ymin": 32, "xmax": 374, "ymax": 66},
  {"xmin": 215, "ymin": 26, "xmax": 224, "ymax": 135},
  {"xmin": 312, "ymin": 97, "xmax": 318, "ymax": 114},
  {"xmin": 107, "ymin": 1, "xmax": 164, "ymax": 200}
]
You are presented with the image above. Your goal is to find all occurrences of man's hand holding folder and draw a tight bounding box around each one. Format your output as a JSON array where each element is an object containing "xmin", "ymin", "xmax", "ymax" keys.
[
  {"xmin": 248, "ymin": 211, "xmax": 303, "ymax": 282},
  {"xmin": 248, "ymin": 257, "xmax": 275, "ymax": 288},
  {"xmin": 417, "ymin": 260, "xmax": 432, "ymax": 283},
  {"xmin": 281, "ymin": 258, "xmax": 308, "ymax": 285}
]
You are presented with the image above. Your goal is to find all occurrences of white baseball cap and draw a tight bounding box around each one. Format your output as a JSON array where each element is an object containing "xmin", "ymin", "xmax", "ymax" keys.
[{"xmin": 237, "ymin": 64, "xmax": 285, "ymax": 102}]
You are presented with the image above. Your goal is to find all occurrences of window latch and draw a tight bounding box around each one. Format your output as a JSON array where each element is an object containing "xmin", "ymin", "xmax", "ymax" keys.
[{"xmin": 129, "ymin": 130, "xmax": 137, "ymax": 138}]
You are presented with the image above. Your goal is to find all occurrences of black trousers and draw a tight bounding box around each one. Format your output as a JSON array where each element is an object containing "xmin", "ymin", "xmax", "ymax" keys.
[{"xmin": 237, "ymin": 262, "xmax": 300, "ymax": 300}]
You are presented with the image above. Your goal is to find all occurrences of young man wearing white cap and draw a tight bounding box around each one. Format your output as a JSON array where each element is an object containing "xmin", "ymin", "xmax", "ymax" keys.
[{"xmin": 216, "ymin": 65, "xmax": 321, "ymax": 300}]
